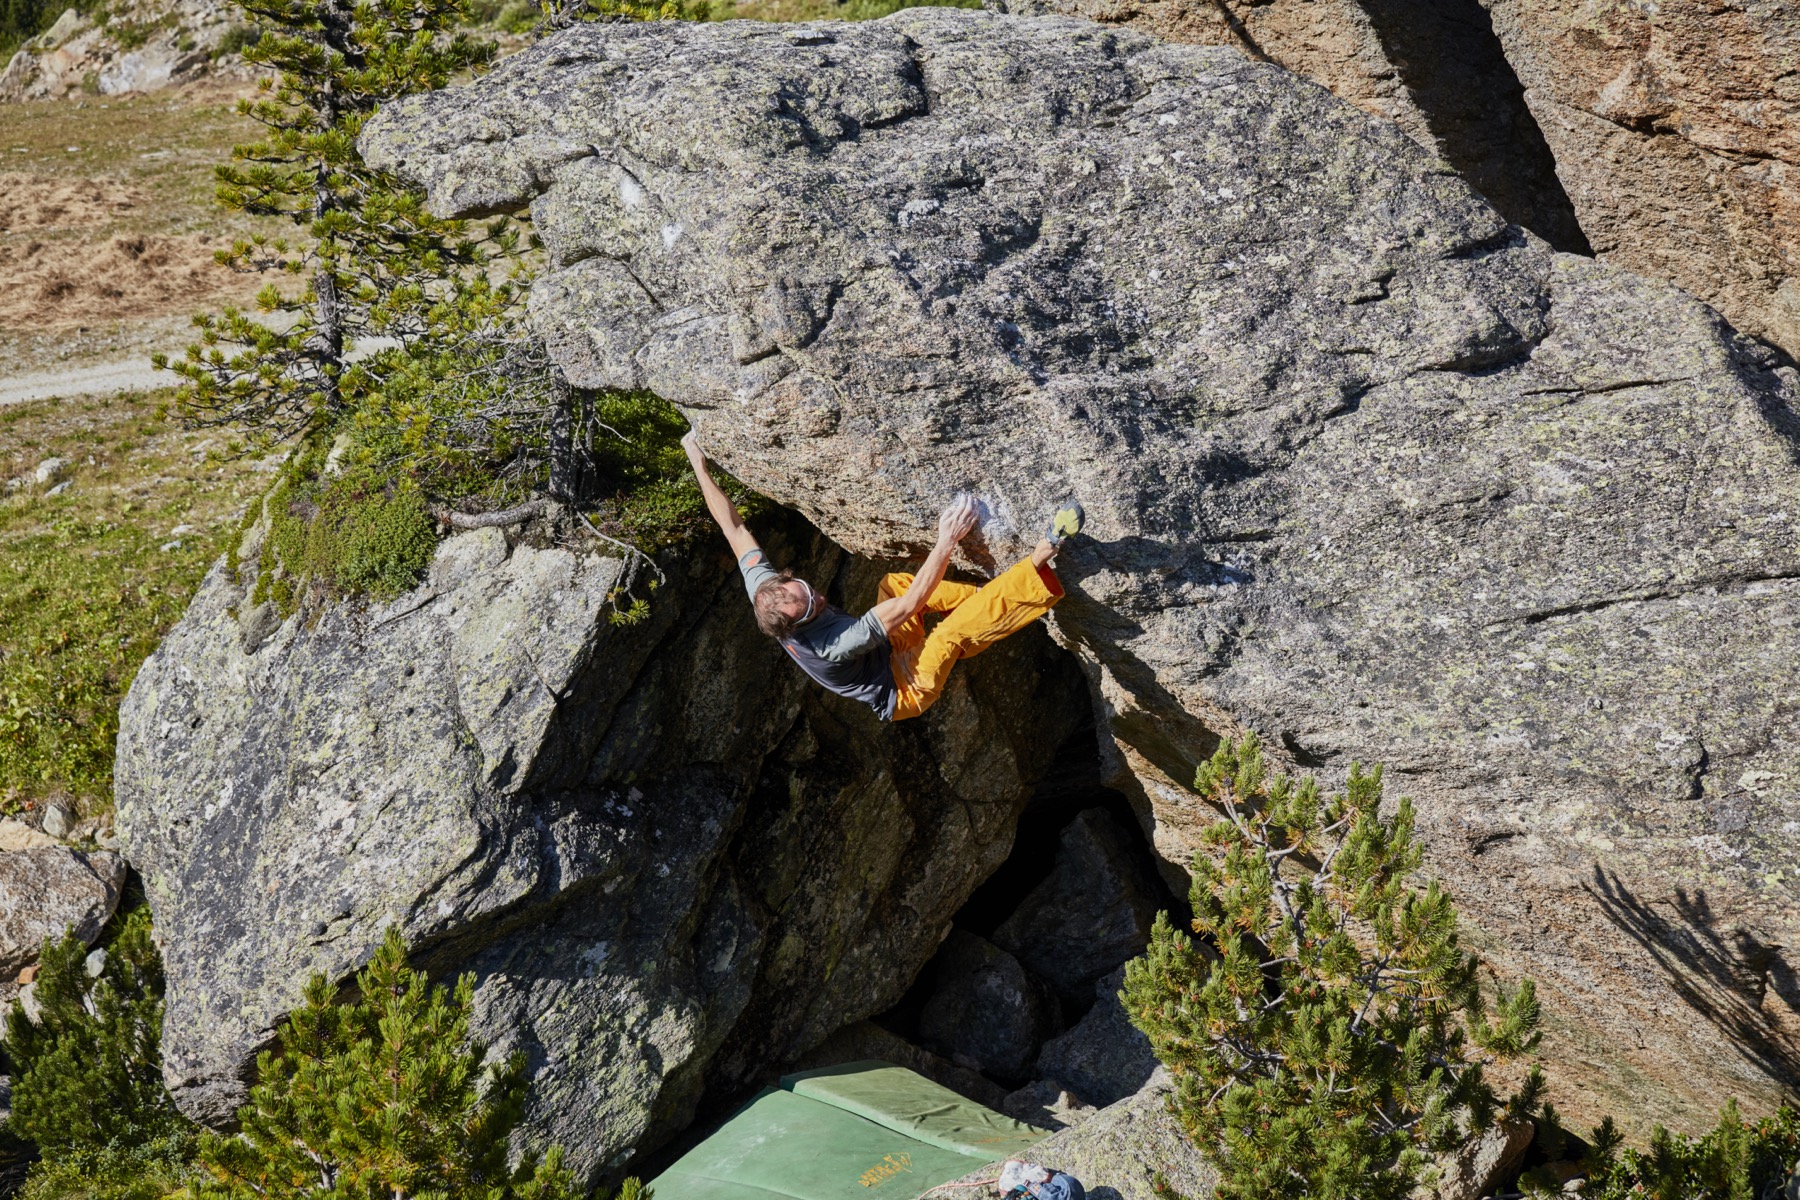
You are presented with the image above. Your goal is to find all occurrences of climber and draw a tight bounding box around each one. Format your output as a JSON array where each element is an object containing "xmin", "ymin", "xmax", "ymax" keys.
[{"xmin": 680, "ymin": 430, "xmax": 1083, "ymax": 721}]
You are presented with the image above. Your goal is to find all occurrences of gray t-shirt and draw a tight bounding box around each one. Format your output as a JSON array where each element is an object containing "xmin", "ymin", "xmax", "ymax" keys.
[{"xmin": 740, "ymin": 548, "xmax": 897, "ymax": 720}]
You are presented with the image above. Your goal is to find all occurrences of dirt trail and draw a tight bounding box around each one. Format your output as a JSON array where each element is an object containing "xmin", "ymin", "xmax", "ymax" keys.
[
  {"xmin": 0, "ymin": 331, "xmax": 398, "ymax": 408},
  {"xmin": 0, "ymin": 356, "xmax": 166, "ymax": 406}
]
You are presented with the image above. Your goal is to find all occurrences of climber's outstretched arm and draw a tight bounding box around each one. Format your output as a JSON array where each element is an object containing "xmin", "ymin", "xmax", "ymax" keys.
[
  {"xmin": 681, "ymin": 431, "xmax": 760, "ymax": 562},
  {"xmin": 868, "ymin": 495, "xmax": 979, "ymax": 636}
]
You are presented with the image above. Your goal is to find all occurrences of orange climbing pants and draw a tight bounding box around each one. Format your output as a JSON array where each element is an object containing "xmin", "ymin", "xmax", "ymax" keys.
[{"xmin": 883, "ymin": 556, "xmax": 1064, "ymax": 721}]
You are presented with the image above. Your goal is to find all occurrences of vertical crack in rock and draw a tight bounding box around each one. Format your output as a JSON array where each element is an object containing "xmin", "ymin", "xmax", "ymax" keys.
[{"xmin": 1352, "ymin": 0, "xmax": 1590, "ymax": 253}]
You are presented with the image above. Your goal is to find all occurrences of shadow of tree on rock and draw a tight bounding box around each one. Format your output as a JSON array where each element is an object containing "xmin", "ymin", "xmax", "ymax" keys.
[{"xmin": 1586, "ymin": 865, "xmax": 1800, "ymax": 1095}]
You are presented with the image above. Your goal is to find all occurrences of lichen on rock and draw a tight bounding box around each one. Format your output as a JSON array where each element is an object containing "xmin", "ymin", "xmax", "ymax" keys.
[
  {"xmin": 116, "ymin": 508, "xmax": 1087, "ymax": 1179},
  {"xmin": 361, "ymin": 9, "xmax": 1800, "ymax": 1135}
]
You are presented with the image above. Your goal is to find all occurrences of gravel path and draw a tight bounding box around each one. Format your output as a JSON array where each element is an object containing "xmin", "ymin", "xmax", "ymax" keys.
[
  {"xmin": 0, "ymin": 333, "xmax": 399, "ymax": 408},
  {"xmin": 0, "ymin": 357, "xmax": 167, "ymax": 407}
]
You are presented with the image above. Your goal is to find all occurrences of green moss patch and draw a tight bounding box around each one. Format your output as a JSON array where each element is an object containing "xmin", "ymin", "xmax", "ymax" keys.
[{"xmin": 254, "ymin": 455, "xmax": 437, "ymax": 615}]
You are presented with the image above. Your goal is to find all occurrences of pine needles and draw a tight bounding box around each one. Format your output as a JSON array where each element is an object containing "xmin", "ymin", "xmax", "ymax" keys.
[{"xmin": 1121, "ymin": 734, "xmax": 1543, "ymax": 1200}]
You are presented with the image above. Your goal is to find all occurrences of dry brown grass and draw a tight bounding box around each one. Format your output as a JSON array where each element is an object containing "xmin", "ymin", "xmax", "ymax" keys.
[
  {"xmin": 0, "ymin": 172, "xmax": 142, "ymax": 231},
  {"xmin": 0, "ymin": 229, "xmax": 254, "ymax": 327},
  {"xmin": 0, "ymin": 90, "xmax": 277, "ymax": 355}
]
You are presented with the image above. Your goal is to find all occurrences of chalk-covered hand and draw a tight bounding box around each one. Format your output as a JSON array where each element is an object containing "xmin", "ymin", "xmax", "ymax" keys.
[
  {"xmin": 937, "ymin": 493, "xmax": 979, "ymax": 544},
  {"xmin": 998, "ymin": 1162, "xmax": 1051, "ymax": 1194}
]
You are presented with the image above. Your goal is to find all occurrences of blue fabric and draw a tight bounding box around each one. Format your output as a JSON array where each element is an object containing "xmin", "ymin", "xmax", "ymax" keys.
[
  {"xmin": 739, "ymin": 549, "xmax": 897, "ymax": 720},
  {"xmin": 1008, "ymin": 1173, "xmax": 1087, "ymax": 1200},
  {"xmin": 1016, "ymin": 1174, "xmax": 1085, "ymax": 1200}
]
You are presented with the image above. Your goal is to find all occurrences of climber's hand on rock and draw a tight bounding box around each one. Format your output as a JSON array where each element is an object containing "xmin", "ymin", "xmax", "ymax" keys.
[
  {"xmin": 937, "ymin": 493, "xmax": 979, "ymax": 544},
  {"xmin": 680, "ymin": 429, "xmax": 704, "ymax": 461}
]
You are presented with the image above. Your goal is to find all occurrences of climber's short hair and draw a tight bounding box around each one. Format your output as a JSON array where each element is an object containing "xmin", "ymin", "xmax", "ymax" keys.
[{"xmin": 753, "ymin": 572, "xmax": 802, "ymax": 639}]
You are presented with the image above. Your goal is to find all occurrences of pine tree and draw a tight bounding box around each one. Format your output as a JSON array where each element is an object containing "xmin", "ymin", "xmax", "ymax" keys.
[
  {"xmin": 187, "ymin": 926, "xmax": 605, "ymax": 1200},
  {"xmin": 157, "ymin": 0, "xmax": 711, "ymax": 611},
  {"xmin": 152, "ymin": 0, "xmax": 508, "ymax": 449},
  {"xmin": 1121, "ymin": 734, "xmax": 1543, "ymax": 1200},
  {"xmin": 3, "ymin": 908, "xmax": 192, "ymax": 1154}
]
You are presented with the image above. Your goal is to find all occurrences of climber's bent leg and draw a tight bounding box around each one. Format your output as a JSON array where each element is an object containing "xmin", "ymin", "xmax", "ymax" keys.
[
  {"xmin": 879, "ymin": 572, "xmax": 980, "ymax": 615},
  {"xmin": 890, "ymin": 557, "xmax": 1063, "ymax": 720},
  {"xmin": 880, "ymin": 571, "xmax": 982, "ymax": 674}
]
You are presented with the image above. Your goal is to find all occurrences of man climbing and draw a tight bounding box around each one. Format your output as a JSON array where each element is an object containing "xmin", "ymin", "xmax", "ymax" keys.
[{"xmin": 681, "ymin": 430, "xmax": 1083, "ymax": 721}]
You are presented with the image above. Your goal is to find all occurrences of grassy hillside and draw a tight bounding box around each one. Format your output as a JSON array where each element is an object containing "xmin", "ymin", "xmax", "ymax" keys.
[{"xmin": 0, "ymin": 391, "xmax": 266, "ymax": 822}]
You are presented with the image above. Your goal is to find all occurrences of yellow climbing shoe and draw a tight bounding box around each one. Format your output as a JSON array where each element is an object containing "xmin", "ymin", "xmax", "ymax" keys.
[{"xmin": 1047, "ymin": 501, "xmax": 1085, "ymax": 545}]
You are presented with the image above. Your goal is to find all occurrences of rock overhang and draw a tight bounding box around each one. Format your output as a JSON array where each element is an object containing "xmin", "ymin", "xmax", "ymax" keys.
[
  {"xmin": 363, "ymin": 8, "xmax": 1552, "ymax": 559},
  {"xmin": 359, "ymin": 8, "xmax": 1800, "ymax": 1135},
  {"xmin": 116, "ymin": 511, "xmax": 1093, "ymax": 1179}
]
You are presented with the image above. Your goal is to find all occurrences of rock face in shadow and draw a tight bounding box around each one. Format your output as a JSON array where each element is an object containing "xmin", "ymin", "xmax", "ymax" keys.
[
  {"xmin": 991, "ymin": 808, "xmax": 1159, "ymax": 1005},
  {"xmin": 114, "ymin": 509, "xmax": 1086, "ymax": 1180},
  {"xmin": 917, "ymin": 930, "xmax": 1060, "ymax": 1084},
  {"xmin": 1036, "ymin": 967, "xmax": 1157, "ymax": 1108},
  {"xmin": 362, "ymin": 10, "xmax": 1800, "ymax": 1134},
  {"xmin": 1480, "ymin": 0, "xmax": 1800, "ymax": 355}
]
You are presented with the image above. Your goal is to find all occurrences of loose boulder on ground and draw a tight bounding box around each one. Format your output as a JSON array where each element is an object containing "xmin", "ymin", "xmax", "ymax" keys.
[
  {"xmin": 917, "ymin": 930, "xmax": 1061, "ymax": 1084},
  {"xmin": 116, "ymin": 510, "xmax": 1086, "ymax": 1180},
  {"xmin": 1035, "ymin": 967, "xmax": 1157, "ymax": 1107},
  {"xmin": 992, "ymin": 809, "xmax": 1161, "ymax": 1003},
  {"xmin": 0, "ymin": 847, "xmax": 124, "ymax": 978},
  {"xmin": 363, "ymin": 9, "xmax": 1800, "ymax": 1134}
]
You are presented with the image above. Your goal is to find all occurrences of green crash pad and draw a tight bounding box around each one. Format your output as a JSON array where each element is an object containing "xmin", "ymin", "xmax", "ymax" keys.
[
  {"xmin": 781, "ymin": 1062, "xmax": 1048, "ymax": 1160},
  {"xmin": 648, "ymin": 1063, "xmax": 1050, "ymax": 1200},
  {"xmin": 649, "ymin": 1086, "xmax": 989, "ymax": 1200}
]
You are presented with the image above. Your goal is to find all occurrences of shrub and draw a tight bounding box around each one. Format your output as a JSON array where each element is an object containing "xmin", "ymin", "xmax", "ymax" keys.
[
  {"xmin": 17, "ymin": 1134, "xmax": 195, "ymax": 1200},
  {"xmin": 186, "ymin": 927, "xmax": 607, "ymax": 1200},
  {"xmin": 0, "ymin": 0, "xmax": 43, "ymax": 49},
  {"xmin": 211, "ymin": 23, "xmax": 258, "ymax": 57},
  {"xmin": 256, "ymin": 463, "xmax": 436, "ymax": 609},
  {"xmin": 1524, "ymin": 1099, "xmax": 1800, "ymax": 1200},
  {"xmin": 495, "ymin": 0, "xmax": 539, "ymax": 30},
  {"xmin": 4, "ymin": 909, "xmax": 192, "ymax": 1157},
  {"xmin": 1122, "ymin": 734, "xmax": 1543, "ymax": 1200}
]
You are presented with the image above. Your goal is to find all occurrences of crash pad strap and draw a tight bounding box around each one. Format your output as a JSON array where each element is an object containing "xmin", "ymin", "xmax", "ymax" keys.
[{"xmin": 781, "ymin": 1061, "xmax": 1049, "ymax": 1160}]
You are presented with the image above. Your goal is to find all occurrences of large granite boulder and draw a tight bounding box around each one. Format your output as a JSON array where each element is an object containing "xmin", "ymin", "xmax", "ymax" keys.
[
  {"xmin": 986, "ymin": 0, "xmax": 1800, "ymax": 358},
  {"xmin": 115, "ymin": 508, "xmax": 1086, "ymax": 1179},
  {"xmin": 362, "ymin": 10, "xmax": 1800, "ymax": 1135},
  {"xmin": 983, "ymin": 0, "xmax": 1589, "ymax": 257}
]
